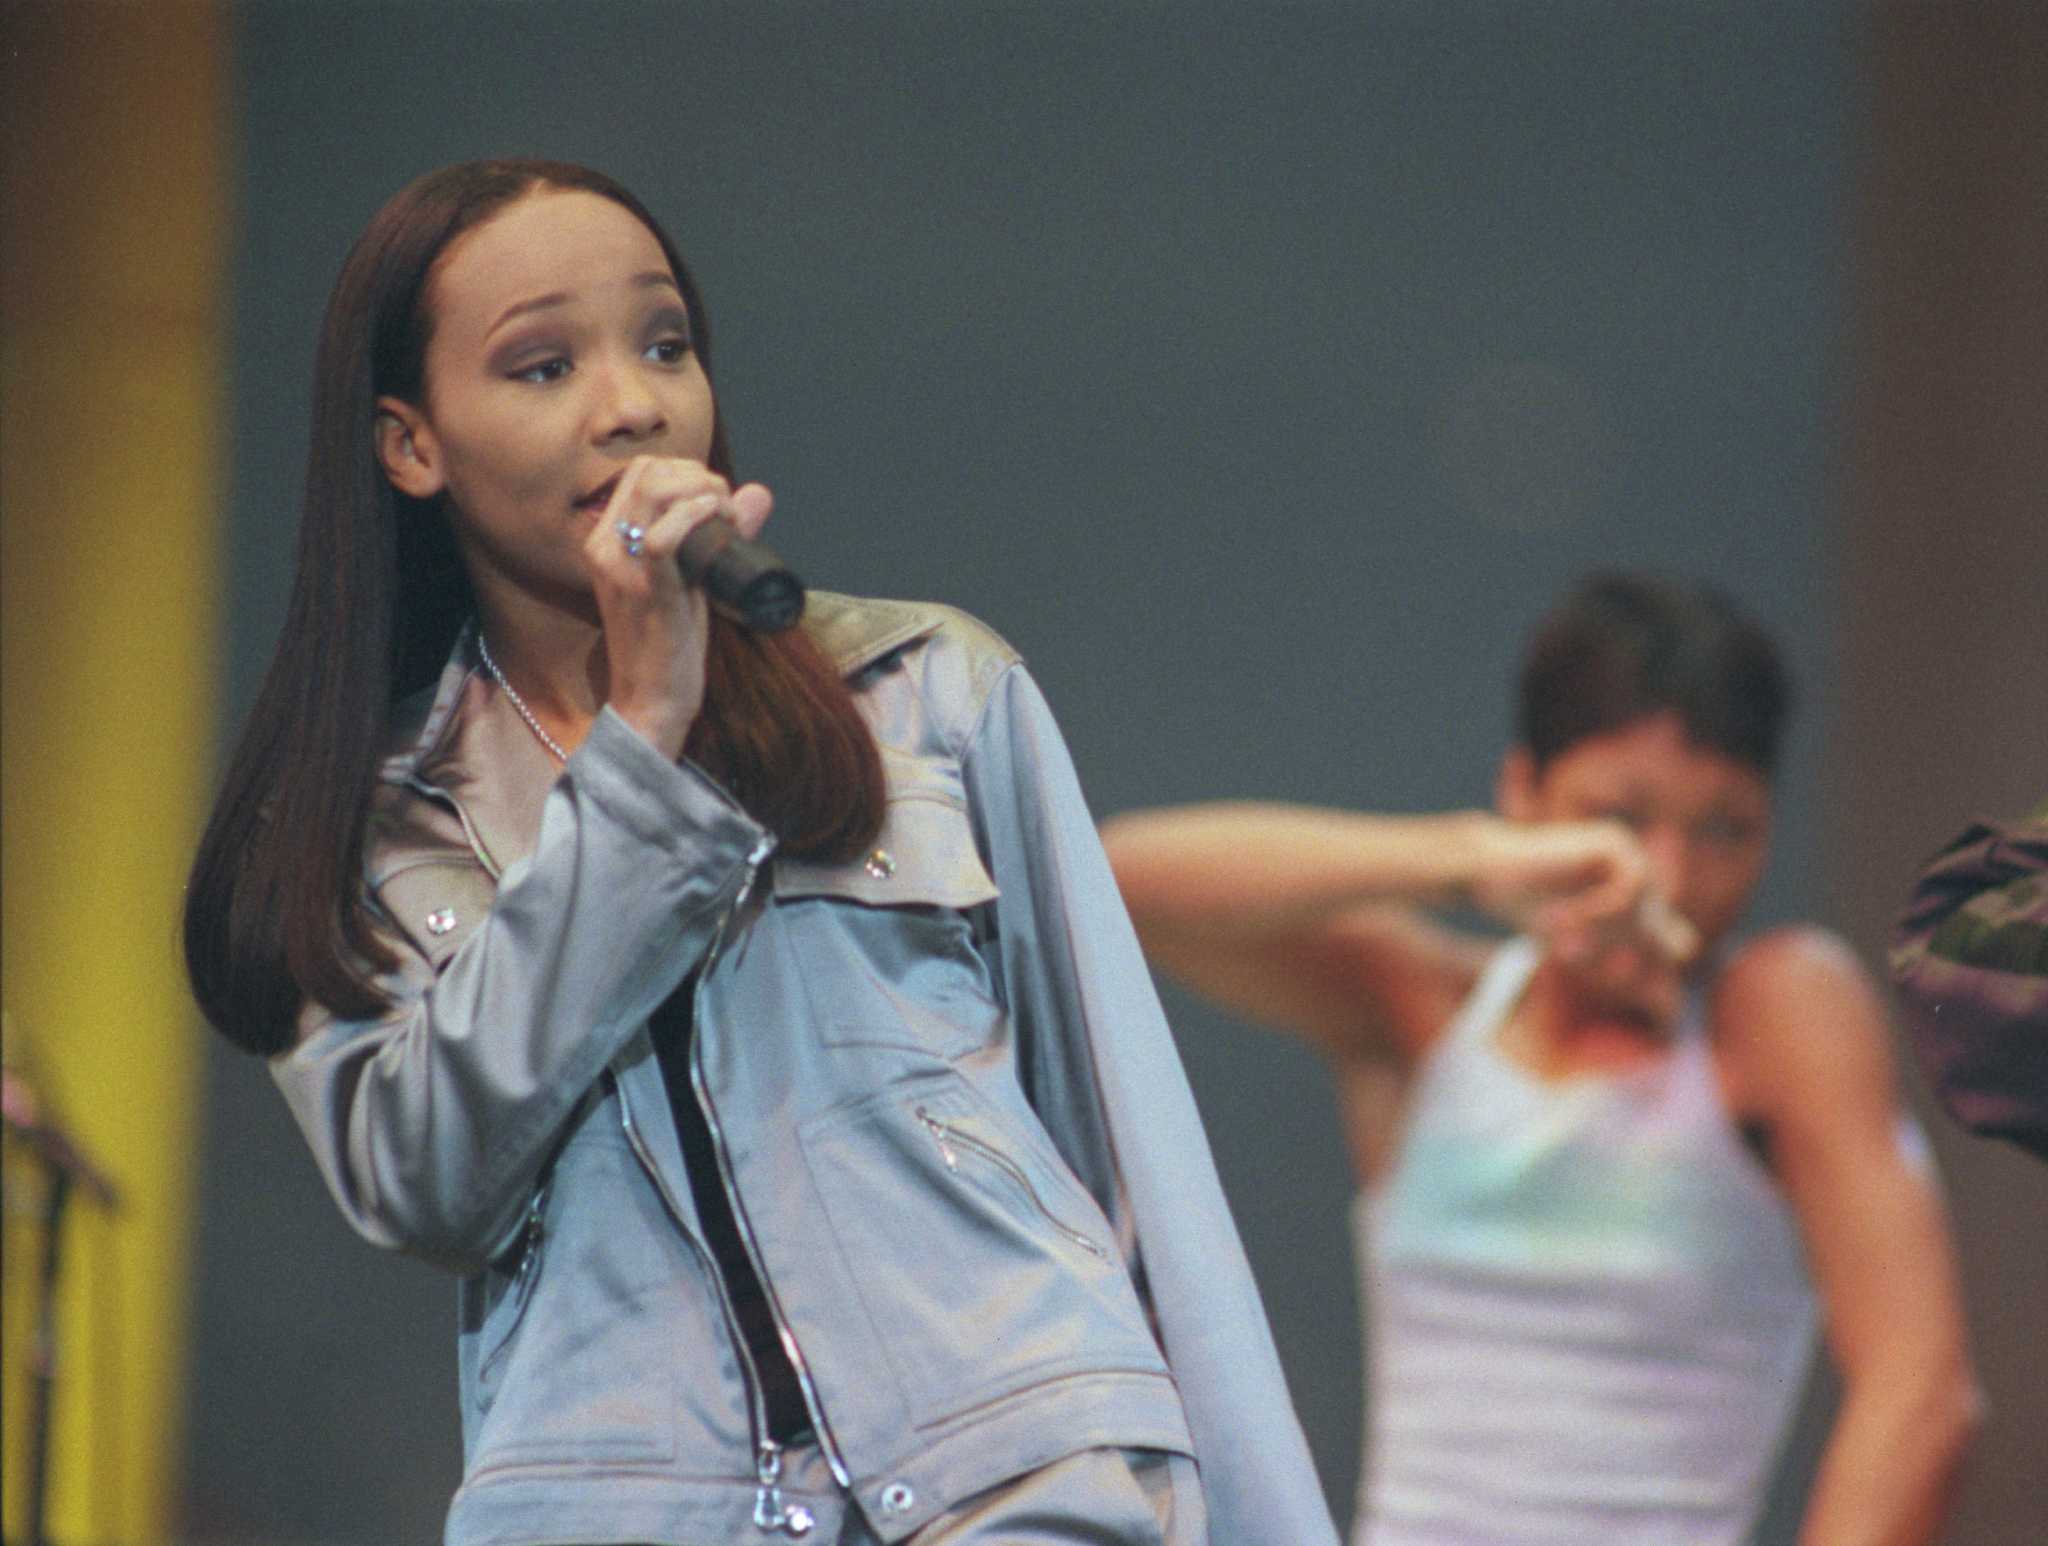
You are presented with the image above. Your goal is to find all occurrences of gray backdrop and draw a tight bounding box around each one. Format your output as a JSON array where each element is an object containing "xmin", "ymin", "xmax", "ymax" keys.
[{"xmin": 186, "ymin": 3, "xmax": 1855, "ymax": 1540}]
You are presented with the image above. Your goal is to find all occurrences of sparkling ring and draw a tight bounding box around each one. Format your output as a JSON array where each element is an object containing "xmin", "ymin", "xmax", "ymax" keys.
[{"xmin": 614, "ymin": 519, "xmax": 647, "ymax": 558}]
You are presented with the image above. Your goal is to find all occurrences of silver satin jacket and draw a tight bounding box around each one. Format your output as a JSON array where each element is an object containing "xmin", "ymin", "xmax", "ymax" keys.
[{"xmin": 272, "ymin": 593, "xmax": 1337, "ymax": 1546}]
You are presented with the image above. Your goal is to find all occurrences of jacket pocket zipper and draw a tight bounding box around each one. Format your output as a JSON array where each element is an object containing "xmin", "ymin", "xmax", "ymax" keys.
[{"xmin": 914, "ymin": 1106, "xmax": 1108, "ymax": 1260}]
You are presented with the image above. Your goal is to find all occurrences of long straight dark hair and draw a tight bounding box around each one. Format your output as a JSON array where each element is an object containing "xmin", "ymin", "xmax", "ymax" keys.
[{"xmin": 186, "ymin": 160, "xmax": 885, "ymax": 1055}]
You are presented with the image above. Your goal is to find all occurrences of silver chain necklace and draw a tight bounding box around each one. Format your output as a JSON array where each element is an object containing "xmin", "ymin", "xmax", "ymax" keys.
[{"xmin": 475, "ymin": 628, "xmax": 569, "ymax": 764}]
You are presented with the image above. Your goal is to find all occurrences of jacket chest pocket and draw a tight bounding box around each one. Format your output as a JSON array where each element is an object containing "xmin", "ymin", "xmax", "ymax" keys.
[{"xmin": 769, "ymin": 778, "xmax": 1004, "ymax": 1058}]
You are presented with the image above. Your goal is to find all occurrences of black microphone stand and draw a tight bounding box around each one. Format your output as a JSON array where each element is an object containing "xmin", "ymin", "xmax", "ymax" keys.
[
  {"xmin": 25, "ymin": 1166, "xmax": 74, "ymax": 1546},
  {"xmin": 3, "ymin": 1063, "xmax": 121, "ymax": 1546}
]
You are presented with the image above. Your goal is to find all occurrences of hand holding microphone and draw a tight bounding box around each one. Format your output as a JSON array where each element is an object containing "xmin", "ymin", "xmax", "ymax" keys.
[
  {"xmin": 600, "ymin": 465, "xmax": 803, "ymax": 633},
  {"xmin": 587, "ymin": 460, "xmax": 801, "ymax": 761}
]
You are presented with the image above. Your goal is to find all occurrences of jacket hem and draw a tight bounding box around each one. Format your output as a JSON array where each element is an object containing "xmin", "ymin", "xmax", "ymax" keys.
[{"xmin": 844, "ymin": 1368, "xmax": 1193, "ymax": 1540}]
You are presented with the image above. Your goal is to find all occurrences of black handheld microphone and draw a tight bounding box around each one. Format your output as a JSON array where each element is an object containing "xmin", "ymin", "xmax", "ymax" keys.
[{"xmin": 678, "ymin": 518, "xmax": 806, "ymax": 633}]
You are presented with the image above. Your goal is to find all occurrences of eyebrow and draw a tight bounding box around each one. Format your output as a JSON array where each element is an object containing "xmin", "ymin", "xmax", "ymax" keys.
[{"xmin": 485, "ymin": 271, "xmax": 683, "ymax": 340}]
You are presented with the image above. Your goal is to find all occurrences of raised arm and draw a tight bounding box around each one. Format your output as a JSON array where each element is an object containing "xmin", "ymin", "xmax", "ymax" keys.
[
  {"xmin": 1716, "ymin": 929, "xmax": 1981, "ymax": 1546},
  {"xmin": 272, "ymin": 710, "xmax": 769, "ymax": 1274},
  {"xmin": 1100, "ymin": 801, "xmax": 1677, "ymax": 1060}
]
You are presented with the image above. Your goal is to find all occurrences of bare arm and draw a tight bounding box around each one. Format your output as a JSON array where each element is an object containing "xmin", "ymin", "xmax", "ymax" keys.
[
  {"xmin": 1099, "ymin": 802, "xmax": 1677, "ymax": 1060},
  {"xmin": 1717, "ymin": 930, "xmax": 1982, "ymax": 1546}
]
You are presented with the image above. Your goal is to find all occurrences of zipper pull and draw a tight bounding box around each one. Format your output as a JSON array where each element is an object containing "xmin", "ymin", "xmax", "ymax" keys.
[
  {"xmin": 754, "ymin": 1439, "xmax": 789, "ymax": 1532},
  {"xmin": 915, "ymin": 1107, "xmax": 958, "ymax": 1171},
  {"xmin": 741, "ymin": 832, "xmax": 776, "ymax": 898},
  {"xmin": 514, "ymin": 1184, "xmax": 546, "ymax": 1276}
]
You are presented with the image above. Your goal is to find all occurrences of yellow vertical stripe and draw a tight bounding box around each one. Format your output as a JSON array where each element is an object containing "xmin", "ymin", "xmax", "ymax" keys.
[{"xmin": 1, "ymin": 3, "xmax": 228, "ymax": 1540}]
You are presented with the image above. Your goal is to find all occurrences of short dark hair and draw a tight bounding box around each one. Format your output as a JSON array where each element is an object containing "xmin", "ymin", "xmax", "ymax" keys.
[{"xmin": 1515, "ymin": 572, "xmax": 1791, "ymax": 776}]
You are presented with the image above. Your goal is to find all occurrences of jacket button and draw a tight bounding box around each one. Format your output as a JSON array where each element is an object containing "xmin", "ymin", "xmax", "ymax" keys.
[
  {"xmin": 425, "ymin": 908, "xmax": 457, "ymax": 936},
  {"xmin": 784, "ymin": 1505, "xmax": 815, "ymax": 1537},
  {"xmin": 880, "ymin": 1481, "xmax": 915, "ymax": 1514},
  {"xmin": 864, "ymin": 849, "xmax": 896, "ymax": 879}
]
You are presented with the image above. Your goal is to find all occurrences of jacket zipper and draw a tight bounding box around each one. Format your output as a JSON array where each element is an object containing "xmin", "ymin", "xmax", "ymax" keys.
[
  {"xmin": 425, "ymin": 741, "xmax": 814, "ymax": 1526},
  {"xmin": 613, "ymin": 1069, "xmax": 781, "ymax": 1493},
  {"xmin": 689, "ymin": 837, "xmax": 857, "ymax": 1497},
  {"xmin": 611, "ymin": 834, "xmax": 815, "ymax": 1533},
  {"xmin": 915, "ymin": 1106, "xmax": 1108, "ymax": 1260}
]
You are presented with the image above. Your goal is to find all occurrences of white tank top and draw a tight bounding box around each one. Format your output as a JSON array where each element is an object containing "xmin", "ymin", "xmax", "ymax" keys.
[{"xmin": 1354, "ymin": 939, "xmax": 1818, "ymax": 1546}]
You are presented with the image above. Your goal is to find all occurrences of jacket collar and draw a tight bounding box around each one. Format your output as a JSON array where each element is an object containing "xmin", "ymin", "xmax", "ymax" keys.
[
  {"xmin": 797, "ymin": 590, "xmax": 947, "ymax": 679},
  {"xmin": 378, "ymin": 592, "xmax": 945, "ymax": 865}
]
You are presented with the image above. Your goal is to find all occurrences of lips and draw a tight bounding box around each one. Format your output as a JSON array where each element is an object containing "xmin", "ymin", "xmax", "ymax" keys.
[{"xmin": 574, "ymin": 473, "xmax": 621, "ymax": 512}]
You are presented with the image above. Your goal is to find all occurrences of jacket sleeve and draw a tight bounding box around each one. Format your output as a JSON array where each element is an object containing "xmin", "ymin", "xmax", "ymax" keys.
[
  {"xmin": 271, "ymin": 707, "xmax": 772, "ymax": 1272},
  {"xmin": 959, "ymin": 660, "xmax": 1340, "ymax": 1546},
  {"xmin": 1890, "ymin": 804, "xmax": 2048, "ymax": 1161}
]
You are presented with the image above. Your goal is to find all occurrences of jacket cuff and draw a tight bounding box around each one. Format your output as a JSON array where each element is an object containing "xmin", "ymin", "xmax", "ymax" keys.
[{"xmin": 567, "ymin": 705, "xmax": 770, "ymax": 866}]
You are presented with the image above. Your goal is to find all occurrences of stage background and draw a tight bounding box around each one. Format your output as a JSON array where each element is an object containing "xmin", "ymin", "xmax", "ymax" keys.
[{"xmin": 2, "ymin": 3, "xmax": 2040, "ymax": 1544}]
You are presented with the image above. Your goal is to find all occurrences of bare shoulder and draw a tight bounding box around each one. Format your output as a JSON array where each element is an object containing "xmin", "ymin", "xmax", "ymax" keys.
[
  {"xmin": 1711, "ymin": 925, "xmax": 1899, "ymax": 1125},
  {"xmin": 1715, "ymin": 925, "xmax": 1883, "ymax": 1014}
]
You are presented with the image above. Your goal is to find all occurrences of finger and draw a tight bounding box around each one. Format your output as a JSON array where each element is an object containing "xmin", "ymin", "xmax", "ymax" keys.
[
  {"xmin": 727, "ymin": 481, "xmax": 774, "ymax": 539},
  {"xmin": 600, "ymin": 457, "xmax": 729, "ymax": 535},
  {"xmin": 1638, "ymin": 894, "xmax": 1700, "ymax": 964},
  {"xmin": 647, "ymin": 466, "xmax": 729, "ymax": 509},
  {"xmin": 586, "ymin": 456, "xmax": 697, "ymax": 576},
  {"xmin": 1575, "ymin": 902, "xmax": 1695, "ymax": 989},
  {"xmin": 639, "ymin": 491, "xmax": 725, "ymax": 559}
]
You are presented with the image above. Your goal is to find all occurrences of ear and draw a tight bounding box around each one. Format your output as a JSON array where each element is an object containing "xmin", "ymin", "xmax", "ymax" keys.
[
  {"xmin": 374, "ymin": 397, "xmax": 445, "ymax": 499},
  {"xmin": 1497, "ymin": 746, "xmax": 1540, "ymax": 821}
]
